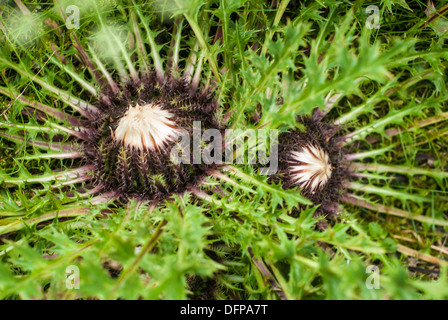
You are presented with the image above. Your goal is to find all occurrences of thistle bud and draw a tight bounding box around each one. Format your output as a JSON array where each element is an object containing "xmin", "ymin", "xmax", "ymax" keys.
[{"xmin": 289, "ymin": 144, "xmax": 332, "ymax": 193}]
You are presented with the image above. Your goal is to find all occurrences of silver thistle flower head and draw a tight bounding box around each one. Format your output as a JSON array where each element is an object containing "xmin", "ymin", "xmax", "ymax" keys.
[
  {"xmin": 289, "ymin": 144, "xmax": 332, "ymax": 193},
  {"xmin": 114, "ymin": 103, "xmax": 180, "ymax": 152}
]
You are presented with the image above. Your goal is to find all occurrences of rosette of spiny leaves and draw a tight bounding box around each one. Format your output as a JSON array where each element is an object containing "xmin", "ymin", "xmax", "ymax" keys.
[
  {"xmin": 0, "ymin": 0, "xmax": 228, "ymax": 299},
  {"xmin": 188, "ymin": 2, "xmax": 448, "ymax": 299},
  {"xmin": 0, "ymin": 0, "xmax": 447, "ymax": 301}
]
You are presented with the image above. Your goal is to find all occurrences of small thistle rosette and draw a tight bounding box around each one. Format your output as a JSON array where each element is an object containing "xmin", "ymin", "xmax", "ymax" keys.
[{"xmin": 276, "ymin": 114, "xmax": 347, "ymax": 219}]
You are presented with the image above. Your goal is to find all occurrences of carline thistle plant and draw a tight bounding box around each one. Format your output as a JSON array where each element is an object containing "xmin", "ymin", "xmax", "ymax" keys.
[
  {"xmin": 82, "ymin": 72, "xmax": 221, "ymax": 201},
  {"xmin": 1, "ymin": 1, "xmax": 225, "ymax": 204},
  {"xmin": 275, "ymin": 113, "xmax": 347, "ymax": 223},
  {"xmin": 0, "ymin": 0, "xmax": 447, "ymax": 300}
]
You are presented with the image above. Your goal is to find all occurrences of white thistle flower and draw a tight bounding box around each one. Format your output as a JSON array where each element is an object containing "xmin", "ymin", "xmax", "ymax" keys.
[
  {"xmin": 289, "ymin": 144, "xmax": 332, "ymax": 193},
  {"xmin": 114, "ymin": 103, "xmax": 180, "ymax": 152}
]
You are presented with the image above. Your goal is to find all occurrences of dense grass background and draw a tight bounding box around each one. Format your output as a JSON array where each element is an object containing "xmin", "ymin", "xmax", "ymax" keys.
[{"xmin": 0, "ymin": 0, "xmax": 447, "ymax": 299}]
